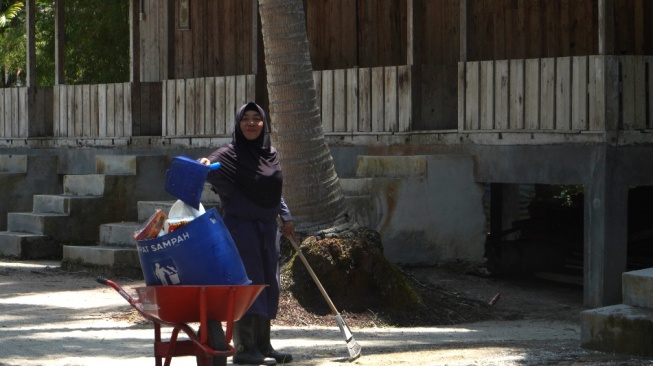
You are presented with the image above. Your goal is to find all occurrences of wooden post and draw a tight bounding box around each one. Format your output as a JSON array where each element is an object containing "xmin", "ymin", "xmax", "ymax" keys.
[
  {"xmin": 407, "ymin": 0, "xmax": 421, "ymax": 67},
  {"xmin": 407, "ymin": 0, "xmax": 421, "ymax": 132},
  {"xmin": 55, "ymin": 0, "xmax": 65, "ymax": 85},
  {"xmin": 130, "ymin": 0, "xmax": 141, "ymax": 83},
  {"xmin": 251, "ymin": 0, "xmax": 258, "ymax": 75},
  {"xmin": 167, "ymin": 0, "xmax": 176, "ymax": 79},
  {"xmin": 26, "ymin": 0, "xmax": 36, "ymax": 87}
]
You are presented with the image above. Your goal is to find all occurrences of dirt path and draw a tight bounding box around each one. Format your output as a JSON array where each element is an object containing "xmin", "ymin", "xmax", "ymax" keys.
[{"xmin": 1, "ymin": 259, "xmax": 652, "ymax": 365}]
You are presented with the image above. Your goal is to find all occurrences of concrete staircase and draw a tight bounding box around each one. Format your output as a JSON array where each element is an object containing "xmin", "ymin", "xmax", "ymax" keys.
[
  {"xmin": 581, "ymin": 268, "xmax": 653, "ymax": 357},
  {"xmin": 0, "ymin": 155, "xmax": 171, "ymax": 259},
  {"xmin": 62, "ymin": 184, "xmax": 221, "ymax": 276}
]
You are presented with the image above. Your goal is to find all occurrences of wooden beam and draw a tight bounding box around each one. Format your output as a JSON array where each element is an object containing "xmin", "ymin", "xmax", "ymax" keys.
[
  {"xmin": 460, "ymin": 0, "xmax": 467, "ymax": 62},
  {"xmin": 54, "ymin": 0, "xmax": 65, "ymax": 85},
  {"xmin": 598, "ymin": 0, "xmax": 615, "ymax": 55},
  {"xmin": 26, "ymin": 0, "xmax": 36, "ymax": 87}
]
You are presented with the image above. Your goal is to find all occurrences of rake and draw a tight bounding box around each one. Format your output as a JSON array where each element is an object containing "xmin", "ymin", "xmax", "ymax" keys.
[{"xmin": 286, "ymin": 235, "xmax": 362, "ymax": 360}]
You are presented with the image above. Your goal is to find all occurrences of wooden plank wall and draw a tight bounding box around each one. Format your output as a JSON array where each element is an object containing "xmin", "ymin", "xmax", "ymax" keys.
[
  {"xmin": 459, "ymin": 55, "xmax": 653, "ymax": 132},
  {"xmin": 131, "ymin": 82, "xmax": 163, "ymax": 136},
  {"xmin": 172, "ymin": 0, "xmax": 254, "ymax": 79},
  {"xmin": 621, "ymin": 56, "xmax": 653, "ymax": 130},
  {"xmin": 461, "ymin": 56, "xmax": 591, "ymax": 131},
  {"xmin": 140, "ymin": 0, "xmax": 168, "ymax": 82},
  {"xmin": 162, "ymin": 75, "xmax": 255, "ymax": 137},
  {"xmin": 305, "ymin": 0, "xmax": 406, "ymax": 70},
  {"xmin": 53, "ymin": 83, "xmax": 133, "ymax": 138},
  {"xmin": 418, "ymin": 0, "xmax": 459, "ymax": 130},
  {"xmin": 467, "ymin": 0, "xmax": 598, "ymax": 61},
  {"xmin": 314, "ymin": 66, "xmax": 411, "ymax": 133},
  {"xmin": 614, "ymin": 0, "xmax": 653, "ymax": 56},
  {"xmin": 0, "ymin": 88, "xmax": 28, "ymax": 138}
]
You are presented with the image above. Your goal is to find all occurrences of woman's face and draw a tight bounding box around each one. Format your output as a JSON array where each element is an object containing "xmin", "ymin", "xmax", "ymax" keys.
[{"xmin": 239, "ymin": 110, "xmax": 264, "ymax": 140}]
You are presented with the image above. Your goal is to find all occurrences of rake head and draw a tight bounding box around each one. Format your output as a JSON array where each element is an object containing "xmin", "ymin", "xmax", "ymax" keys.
[{"xmin": 336, "ymin": 314, "xmax": 362, "ymax": 361}]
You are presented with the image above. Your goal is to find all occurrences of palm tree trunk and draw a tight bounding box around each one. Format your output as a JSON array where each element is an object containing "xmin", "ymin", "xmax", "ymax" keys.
[{"xmin": 258, "ymin": 0, "xmax": 354, "ymax": 236}]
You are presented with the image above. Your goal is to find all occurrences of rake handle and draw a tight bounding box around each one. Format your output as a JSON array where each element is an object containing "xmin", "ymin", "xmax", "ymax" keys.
[{"xmin": 287, "ymin": 235, "xmax": 340, "ymax": 316}]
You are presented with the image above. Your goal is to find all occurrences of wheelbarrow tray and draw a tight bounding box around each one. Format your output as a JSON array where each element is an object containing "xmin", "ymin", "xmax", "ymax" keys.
[{"xmin": 136, "ymin": 285, "xmax": 265, "ymax": 323}]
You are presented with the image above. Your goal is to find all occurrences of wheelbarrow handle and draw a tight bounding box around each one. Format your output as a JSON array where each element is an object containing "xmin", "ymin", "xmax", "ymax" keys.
[{"xmin": 96, "ymin": 276, "xmax": 142, "ymax": 309}]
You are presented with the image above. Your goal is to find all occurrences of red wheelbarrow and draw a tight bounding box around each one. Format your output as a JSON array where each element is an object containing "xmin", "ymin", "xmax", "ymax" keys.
[{"xmin": 97, "ymin": 276, "xmax": 266, "ymax": 366}]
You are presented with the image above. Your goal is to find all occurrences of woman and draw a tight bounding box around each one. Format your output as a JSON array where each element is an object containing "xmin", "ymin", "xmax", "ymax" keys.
[{"xmin": 199, "ymin": 102, "xmax": 294, "ymax": 365}]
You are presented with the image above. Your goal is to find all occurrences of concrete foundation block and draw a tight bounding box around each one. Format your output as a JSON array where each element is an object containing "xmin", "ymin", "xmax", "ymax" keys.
[
  {"xmin": 622, "ymin": 268, "xmax": 653, "ymax": 308},
  {"xmin": 581, "ymin": 304, "xmax": 653, "ymax": 357}
]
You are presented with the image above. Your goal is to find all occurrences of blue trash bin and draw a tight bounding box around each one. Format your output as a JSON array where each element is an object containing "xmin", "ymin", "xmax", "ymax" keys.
[
  {"xmin": 136, "ymin": 208, "xmax": 250, "ymax": 286},
  {"xmin": 165, "ymin": 156, "xmax": 220, "ymax": 210}
]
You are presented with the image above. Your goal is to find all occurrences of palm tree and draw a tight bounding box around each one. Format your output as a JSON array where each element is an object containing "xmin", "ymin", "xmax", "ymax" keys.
[
  {"xmin": 258, "ymin": 0, "xmax": 355, "ymax": 236},
  {"xmin": 0, "ymin": 1, "xmax": 23, "ymax": 28}
]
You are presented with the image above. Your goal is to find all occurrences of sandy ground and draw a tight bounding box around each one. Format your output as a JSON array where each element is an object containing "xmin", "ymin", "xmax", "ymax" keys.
[{"xmin": 1, "ymin": 259, "xmax": 653, "ymax": 366}]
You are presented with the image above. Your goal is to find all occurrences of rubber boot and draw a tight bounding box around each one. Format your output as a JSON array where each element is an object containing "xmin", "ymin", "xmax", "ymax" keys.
[
  {"xmin": 232, "ymin": 315, "xmax": 277, "ymax": 365},
  {"xmin": 257, "ymin": 316, "xmax": 293, "ymax": 363}
]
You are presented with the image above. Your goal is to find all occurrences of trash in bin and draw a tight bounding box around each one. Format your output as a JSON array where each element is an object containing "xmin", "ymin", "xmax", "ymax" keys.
[
  {"xmin": 164, "ymin": 199, "xmax": 205, "ymax": 234},
  {"xmin": 133, "ymin": 208, "xmax": 167, "ymax": 240}
]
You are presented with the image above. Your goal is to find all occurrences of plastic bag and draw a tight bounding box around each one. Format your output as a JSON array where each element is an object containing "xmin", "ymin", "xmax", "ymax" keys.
[
  {"xmin": 164, "ymin": 199, "xmax": 206, "ymax": 234},
  {"xmin": 133, "ymin": 208, "xmax": 168, "ymax": 240}
]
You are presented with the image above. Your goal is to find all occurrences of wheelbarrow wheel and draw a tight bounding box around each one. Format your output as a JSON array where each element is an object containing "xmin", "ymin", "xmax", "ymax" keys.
[{"xmin": 196, "ymin": 318, "xmax": 227, "ymax": 366}]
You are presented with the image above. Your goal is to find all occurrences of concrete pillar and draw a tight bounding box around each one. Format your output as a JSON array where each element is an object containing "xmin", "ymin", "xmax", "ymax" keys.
[{"xmin": 584, "ymin": 146, "xmax": 628, "ymax": 307}]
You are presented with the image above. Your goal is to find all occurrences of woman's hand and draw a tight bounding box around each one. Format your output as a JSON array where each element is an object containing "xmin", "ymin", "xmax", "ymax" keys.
[
  {"xmin": 280, "ymin": 220, "xmax": 296, "ymax": 241},
  {"xmin": 198, "ymin": 157, "xmax": 210, "ymax": 166}
]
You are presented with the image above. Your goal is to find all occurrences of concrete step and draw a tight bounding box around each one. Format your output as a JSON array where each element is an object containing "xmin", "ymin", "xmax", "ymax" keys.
[
  {"xmin": 0, "ymin": 232, "xmax": 60, "ymax": 259},
  {"xmin": 32, "ymin": 195, "xmax": 71, "ymax": 214},
  {"xmin": 63, "ymin": 245, "xmax": 140, "ymax": 267},
  {"xmin": 622, "ymin": 268, "xmax": 653, "ymax": 308},
  {"xmin": 355, "ymin": 155, "xmax": 427, "ymax": 178},
  {"xmin": 581, "ymin": 303, "xmax": 653, "ymax": 357},
  {"xmin": 32, "ymin": 195, "xmax": 103, "ymax": 214},
  {"xmin": 8, "ymin": 195, "xmax": 105, "ymax": 243},
  {"xmin": 95, "ymin": 155, "xmax": 139, "ymax": 175},
  {"xmin": 7, "ymin": 212, "xmax": 70, "ymax": 235},
  {"xmin": 100, "ymin": 222, "xmax": 139, "ymax": 248},
  {"xmin": 63, "ymin": 174, "xmax": 106, "ymax": 196}
]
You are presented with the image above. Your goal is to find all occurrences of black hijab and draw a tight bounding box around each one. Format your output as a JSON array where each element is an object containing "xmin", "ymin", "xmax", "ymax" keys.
[{"xmin": 207, "ymin": 102, "xmax": 283, "ymax": 208}]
